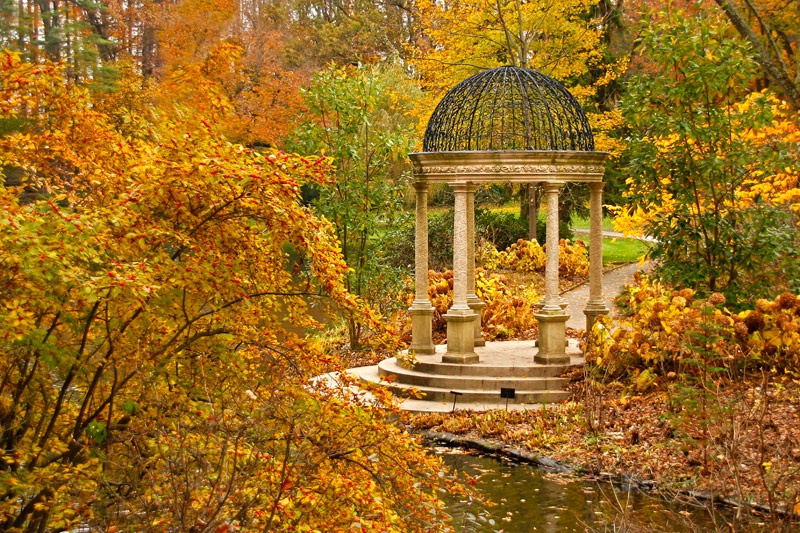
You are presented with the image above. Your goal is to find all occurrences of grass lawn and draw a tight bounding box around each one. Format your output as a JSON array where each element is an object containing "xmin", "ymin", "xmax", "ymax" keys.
[
  {"xmin": 600, "ymin": 236, "xmax": 650, "ymax": 265},
  {"xmin": 571, "ymin": 214, "xmax": 616, "ymax": 232}
]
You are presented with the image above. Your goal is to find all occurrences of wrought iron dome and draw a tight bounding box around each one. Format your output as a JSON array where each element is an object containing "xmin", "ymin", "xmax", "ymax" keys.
[{"xmin": 423, "ymin": 66, "xmax": 594, "ymax": 152}]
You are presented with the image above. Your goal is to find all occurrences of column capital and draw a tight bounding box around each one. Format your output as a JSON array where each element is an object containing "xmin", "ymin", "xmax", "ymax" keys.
[
  {"xmin": 588, "ymin": 181, "xmax": 605, "ymax": 192},
  {"xmin": 544, "ymin": 181, "xmax": 563, "ymax": 193},
  {"xmin": 413, "ymin": 180, "xmax": 430, "ymax": 192},
  {"xmin": 449, "ymin": 181, "xmax": 476, "ymax": 193}
]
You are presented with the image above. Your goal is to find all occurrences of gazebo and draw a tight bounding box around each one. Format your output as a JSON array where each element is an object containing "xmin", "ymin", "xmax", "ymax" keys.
[{"xmin": 407, "ymin": 66, "xmax": 609, "ymax": 365}]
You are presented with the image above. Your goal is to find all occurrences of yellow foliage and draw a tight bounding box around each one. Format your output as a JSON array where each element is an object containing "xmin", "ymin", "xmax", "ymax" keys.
[
  {"xmin": 481, "ymin": 238, "xmax": 589, "ymax": 280},
  {"xmin": 499, "ymin": 239, "xmax": 547, "ymax": 273},
  {"xmin": 621, "ymin": 90, "xmax": 800, "ymax": 235},
  {"xmin": 412, "ymin": 0, "xmax": 606, "ymax": 106},
  {"xmin": 588, "ymin": 275, "xmax": 800, "ymax": 378},
  {"xmin": 0, "ymin": 51, "xmax": 455, "ymax": 531}
]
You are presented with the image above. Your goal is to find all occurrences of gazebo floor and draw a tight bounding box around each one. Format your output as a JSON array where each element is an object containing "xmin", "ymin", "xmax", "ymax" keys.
[{"xmin": 347, "ymin": 339, "xmax": 583, "ymax": 413}]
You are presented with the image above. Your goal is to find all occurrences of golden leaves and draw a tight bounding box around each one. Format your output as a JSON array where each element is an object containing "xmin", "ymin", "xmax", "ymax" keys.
[
  {"xmin": 412, "ymin": 0, "xmax": 605, "ymax": 101},
  {"xmin": 0, "ymin": 52, "xmax": 454, "ymax": 531},
  {"xmin": 588, "ymin": 275, "xmax": 800, "ymax": 377}
]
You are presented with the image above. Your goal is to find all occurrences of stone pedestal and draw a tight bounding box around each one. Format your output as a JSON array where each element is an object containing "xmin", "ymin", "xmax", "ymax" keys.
[
  {"xmin": 409, "ymin": 303, "xmax": 436, "ymax": 355},
  {"xmin": 443, "ymin": 309, "xmax": 480, "ymax": 363},
  {"xmin": 467, "ymin": 298, "xmax": 486, "ymax": 347},
  {"xmin": 534, "ymin": 310, "xmax": 570, "ymax": 365},
  {"xmin": 583, "ymin": 305, "xmax": 607, "ymax": 336}
]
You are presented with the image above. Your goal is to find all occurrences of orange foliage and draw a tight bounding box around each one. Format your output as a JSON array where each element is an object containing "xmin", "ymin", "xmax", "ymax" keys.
[
  {"xmin": 589, "ymin": 275, "xmax": 800, "ymax": 376},
  {"xmin": 398, "ymin": 270, "xmax": 540, "ymax": 342},
  {"xmin": 0, "ymin": 50, "xmax": 457, "ymax": 531},
  {"xmin": 152, "ymin": 1, "xmax": 308, "ymax": 148}
]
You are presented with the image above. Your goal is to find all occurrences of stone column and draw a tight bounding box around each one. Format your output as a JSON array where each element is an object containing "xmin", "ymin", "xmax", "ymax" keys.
[
  {"xmin": 535, "ymin": 182, "xmax": 570, "ymax": 365},
  {"xmin": 584, "ymin": 181, "xmax": 609, "ymax": 333},
  {"xmin": 408, "ymin": 181, "xmax": 435, "ymax": 355},
  {"xmin": 542, "ymin": 182, "xmax": 563, "ymax": 311},
  {"xmin": 443, "ymin": 182, "xmax": 479, "ymax": 363},
  {"xmin": 465, "ymin": 184, "xmax": 486, "ymax": 347}
]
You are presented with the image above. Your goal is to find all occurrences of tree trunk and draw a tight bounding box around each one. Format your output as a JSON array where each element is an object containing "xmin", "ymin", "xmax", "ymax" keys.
[
  {"xmin": 348, "ymin": 317, "xmax": 361, "ymax": 351},
  {"xmin": 81, "ymin": 5, "xmax": 118, "ymax": 62},
  {"xmin": 37, "ymin": 0, "xmax": 61, "ymax": 61},
  {"xmin": 524, "ymin": 183, "xmax": 541, "ymax": 241},
  {"xmin": 713, "ymin": 0, "xmax": 800, "ymax": 109}
]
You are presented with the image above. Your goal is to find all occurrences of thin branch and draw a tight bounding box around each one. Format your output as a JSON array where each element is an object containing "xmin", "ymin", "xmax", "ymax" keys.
[
  {"xmin": 31, "ymin": 299, "xmax": 101, "ymax": 468},
  {"xmin": 264, "ymin": 419, "xmax": 295, "ymax": 532},
  {"xmin": 713, "ymin": 0, "xmax": 800, "ymax": 108}
]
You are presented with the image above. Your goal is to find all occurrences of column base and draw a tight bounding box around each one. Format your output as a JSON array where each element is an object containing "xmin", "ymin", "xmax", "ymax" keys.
[
  {"xmin": 443, "ymin": 308, "xmax": 479, "ymax": 364},
  {"xmin": 534, "ymin": 310, "xmax": 570, "ymax": 365},
  {"xmin": 583, "ymin": 303, "xmax": 610, "ymax": 334},
  {"xmin": 409, "ymin": 303, "xmax": 436, "ymax": 355},
  {"xmin": 534, "ymin": 298, "xmax": 568, "ymax": 312},
  {"xmin": 467, "ymin": 297, "xmax": 486, "ymax": 347}
]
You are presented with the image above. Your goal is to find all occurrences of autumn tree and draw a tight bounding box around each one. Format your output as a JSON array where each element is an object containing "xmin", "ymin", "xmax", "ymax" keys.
[
  {"xmin": 711, "ymin": 0, "xmax": 800, "ymax": 109},
  {"xmin": 0, "ymin": 50, "xmax": 456, "ymax": 531},
  {"xmin": 223, "ymin": 26, "xmax": 308, "ymax": 147},
  {"xmin": 0, "ymin": 1, "xmax": 314, "ymax": 147},
  {"xmin": 413, "ymin": 0, "xmax": 605, "ymax": 93},
  {"xmin": 275, "ymin": 0, "xmax": 420, "ymax": 68},
  {"xmin": 289, "ymin": 63, "xmax": 422, "ymax": 350},
  {"xmin": 618, "ymin": 10, "xmax": 800, "ymax": 304},
  {"xmin": 0, "ymin": 0, "xmax": 126, "ymax": 89}
]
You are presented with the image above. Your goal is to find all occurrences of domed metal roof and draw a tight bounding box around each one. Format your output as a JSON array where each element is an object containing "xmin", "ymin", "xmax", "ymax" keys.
[{"xmin": 423, "ymin": 66, "xmax": 594, "ymax": 152}]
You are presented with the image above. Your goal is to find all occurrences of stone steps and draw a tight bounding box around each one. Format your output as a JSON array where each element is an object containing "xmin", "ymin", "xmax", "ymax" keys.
[
  {"xmin": 378, "ymin": 358, "xmax": 569, "ymax": 392},
  {"xmin": 389, "ymin": 380, "xmax": 571, "ymax": 404},
  {"xmin": 348, "ymin": 340, "xmax": 582, "ymax": 412},
  {"xmin": 350, "ymin": 363, "xmax": 570, "ymax": 407}
]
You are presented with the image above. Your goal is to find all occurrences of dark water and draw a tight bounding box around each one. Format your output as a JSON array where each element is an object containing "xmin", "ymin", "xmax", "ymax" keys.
[{"xmin": 438, "ymin": 448, "xmax": 774, "ymax": 533}]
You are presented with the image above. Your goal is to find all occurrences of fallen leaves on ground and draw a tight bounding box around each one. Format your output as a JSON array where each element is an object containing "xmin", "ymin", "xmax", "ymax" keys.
[{"xmin": 407, "ymin": 371, "xmax": 800, "ymax": 516}]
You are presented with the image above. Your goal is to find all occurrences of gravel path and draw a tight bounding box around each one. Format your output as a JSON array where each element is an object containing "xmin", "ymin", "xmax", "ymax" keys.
[{"xmin": 563, "ymin": 261, "xmax": 650, "ymax": 330}]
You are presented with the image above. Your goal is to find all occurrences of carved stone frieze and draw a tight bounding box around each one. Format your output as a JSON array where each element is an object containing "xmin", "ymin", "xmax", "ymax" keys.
[
  {"xmin": 408, "ymin": 150, "xmax": 608, "ymax": 184},
  {"xmin": 415, "ymin": 164, "xmax": 605, "ymax": 175}
]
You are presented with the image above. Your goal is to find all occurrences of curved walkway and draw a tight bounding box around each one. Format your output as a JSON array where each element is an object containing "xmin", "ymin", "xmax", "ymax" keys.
[{"xmin": 565, "ymin": 261, "xmax": 649, "ymax": 330}]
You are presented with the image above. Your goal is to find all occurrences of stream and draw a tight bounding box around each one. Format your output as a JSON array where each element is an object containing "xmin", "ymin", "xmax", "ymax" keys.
[{"xmin": 437, "ymin": 448, "xmax": 773, "ymax": 532}]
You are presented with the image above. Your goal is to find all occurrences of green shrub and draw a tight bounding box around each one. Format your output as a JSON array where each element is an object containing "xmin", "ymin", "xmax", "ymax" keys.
[
  {"xmin": 383, "ymin": 209, "xmax": 454, "ymax": 271},
  {"xmin": 475, "ymin": 208, "xmax": 528, "ymax": 250},
  {"xmin": 428, "ymin": 209, "xmax": 456, "ymax": 270}
]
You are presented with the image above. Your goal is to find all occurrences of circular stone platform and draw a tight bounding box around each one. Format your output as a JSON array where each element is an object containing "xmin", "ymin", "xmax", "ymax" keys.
[{"xmin": 348, "ymin": 340, "xmax": 584, "ymax": 413}]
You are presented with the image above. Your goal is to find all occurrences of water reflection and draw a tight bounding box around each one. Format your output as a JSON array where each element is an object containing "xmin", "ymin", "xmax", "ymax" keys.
[{"xmin": 437, "ymin": 448, "xmax": 770, "ymax": 532}]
